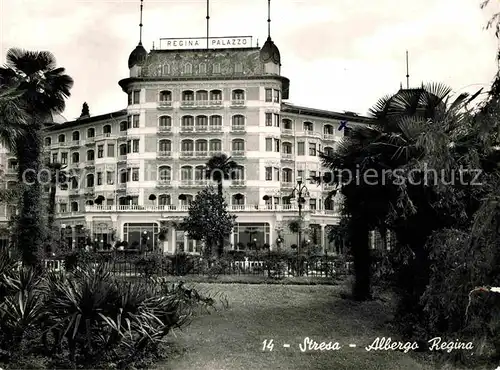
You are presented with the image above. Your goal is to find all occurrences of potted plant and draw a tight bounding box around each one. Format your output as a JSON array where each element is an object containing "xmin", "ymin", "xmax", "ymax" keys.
[
  {"xmin": 158, "ymin": 227, "xmax": 168, "ymax": 241},
  {"xmin": 288, "ymin": 219, "xmax": 301, "ymax": 233}
]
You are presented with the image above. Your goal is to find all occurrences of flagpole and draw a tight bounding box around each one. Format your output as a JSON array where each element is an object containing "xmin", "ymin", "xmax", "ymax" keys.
[{"xmin": 206, "ymin": 0, "xmax": 210, "ymax": 49}]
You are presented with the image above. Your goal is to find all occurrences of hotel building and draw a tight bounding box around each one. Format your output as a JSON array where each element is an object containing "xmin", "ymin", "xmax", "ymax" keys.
[{"xmin": 0, "ymin": 2, "xmax": 373, "ymax": 254}]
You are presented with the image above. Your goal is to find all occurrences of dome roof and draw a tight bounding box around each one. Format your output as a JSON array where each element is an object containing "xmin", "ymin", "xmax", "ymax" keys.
[
  {"xmin": 260, "ymin": 37, "xmax": 281, "ymax": 65},
  {"xmin": 128, "ymin": 42, "xmax": 147, "ymax": 68}
]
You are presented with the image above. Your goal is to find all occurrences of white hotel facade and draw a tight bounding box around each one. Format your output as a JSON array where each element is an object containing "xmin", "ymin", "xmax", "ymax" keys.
[{"xmin": 0, "ymin": 30, "xmax": 373, "ymax": 254}]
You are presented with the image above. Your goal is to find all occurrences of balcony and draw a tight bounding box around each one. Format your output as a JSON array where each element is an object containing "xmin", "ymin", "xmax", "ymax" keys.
[
  {"xmin": 179, "ymin": 151, "xmax": 194, "ymax": 158},
  {"xmin": 70, "ymin": 140, "xmax": 81, "ymax": 148},
  {"xmin": 117, "ymin": 155, "xmax": 127, "ymax": 163},
  {"xmin": 195, "ymin": 151, "xmax": 208, "ymax": 158},
  {"xmin": 179, "ymin": 100, "xmax": 223, "ymax": 109},
  {"xmin": 117, "ymin": 182, "xmax": 127, "ymax": 189},
  {"xmin": 180, "ymin": 126, "xmax": 194, "ymax": 133},
  {"xmin": 156, "ymin": 180, "xmax": 172, "ymax": 188},
  {"xmin": 280, "ymin": 181, "xmax": 294, "ymax": 189},
  {"xmin": 281, "ymin": 153, "xmax": 294, "ymax": 160},
  {"xmin": 157, "ymin": 126, "xmax": 172, "ymax": 135},
  {"xmin": 231, "ymin": 125, "xmax": 246, "ymax": 133},
  {"xmin": 230, "ymin": 180, "xmax": 246, "ymax": 187},
  {"xmin": 230, "ymin": 99, "xmax": 246, "ymax": 107},
  {"xmin": 85, "ymin": 137, "xmax": 95, "ymax": 145},
  {"xmin": 157, "ymin": 100, "xmax": 173, "ymax": 109},
  {"xmin": 84, "ymin": 161, "xmax": 95, "ymax": 168},
  {"xmin": 281, "ymin": 129, "xmax": 293, "ymax": 136},
  {"xmin": 323, "ymin": 133, "xmax": 336, "ymax": 141},
  {"xmin": 231, "ymin": 150, "xmax": 245, "ymax": 157},
  {"xmin": 180, "ymin": 100, "xmax": 195, "ymax": 108},
  {"xmin": 179, "ymin": 180, "xmax": 210, "ymax": 187},
  {"xmin": 156, "ymin": 151, "xmax": 172, "ymax": 159}
]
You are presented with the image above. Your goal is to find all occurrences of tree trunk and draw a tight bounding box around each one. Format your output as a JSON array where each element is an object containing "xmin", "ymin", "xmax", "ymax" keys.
[
  {"xmin": 47, "ymin": 181, "xmax": 56, "ymax": 230},
  {"xmin": 217, "ymin": 181, "xmax": 224, "ymax": 257},
  {"xmin": 15, "ymin": 121, "xmax": 44, "ymax": 267},
  {"xmin": 349, "ymin": 218, "xmax": 371, "ymax": 301}
]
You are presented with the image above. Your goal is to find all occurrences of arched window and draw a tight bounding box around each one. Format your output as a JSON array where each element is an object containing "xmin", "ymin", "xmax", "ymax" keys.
[
  {"xmin": 72, "ymin": 131, "xmax": 80, "ymax": 141},
  {"xmin": 194, "ymin": 165, "xmax": 205, "ymax": 180},
  {"xmin": 86, "ymin": 174, "xmax": 94, "ymax": 187},
  {"xmin": 71, "ymin": 177, "xmax": 78, "ymax": 189},
  {"xmin": 158, "ymin": 166, "xmax": 171, "ymax": 181},
  {"xmin": 119, "ymin": 121, "xmax": 127, "ymax": 131},
  {"xmin": 210, "ymin": 90, "xmax": 222, "ymax": 101},
  {"xmin": 58, "ymin": 134, "xmax": 65, "ymax": 143},
  {"xmin": 162, "ymin": 64, "xmax": 170, "ymax": 75},
  {"xmin": 158, "ymin": 116, "xmax": 172, "ymax": 130},
  {"xmin": 210, "ymin": 115, "xmax": 222, "ymax": 130},
  {"xmin": 71, "ymin": 201, "xmax": 79, "ymax": 212},
  {"xmin": 181, "ymin": 116, "xmax": 194, "ymax": 131},
  {"xmin": 158, "ymin": 194, "xmax": 171, "ymax": 205},
  {"xmin": 324, "ymin": 124, "xmax": 333, "ymax": 135},
  {"xmin": 181, "ymin": 139, "xmax": 194, "ymax": 153},
  {"xmin": 209, "ymin": 139, "xmax": 221, "ymax": 152},
  {"xmin": 182, "ymin": 90, "xmax": 194, "ymax": 101},
  {"xmin": 119, "ymin": 144, "xmax": 127, "ymax": 156},
  {"xmin": 232, "ymin": 115, "xmax": 245, "ymax": 128},
  {"xmin": 282, "ymin": 119, "xmax": 292, "ymax": 130},
  {"xmin": 304, "ymin": 121, "xmax": 314, "ymax": 131},
  {"xmin": 184, "ymin": 63, "xmax": 192, "ymax": 74},
  {"xmin": 282, "ymin": 142, "xmax": 293, "ymax": 154},
  {"xmin": 103, "ymin": 125, "xmax": 111, "ymax": 135},
  {"xmin": 282, "ymin": 168, "xmax": 293, "ymax": 182},
  {"xmin": 232, "ymin": 194, "xmax": 245, "ymax": 205},
  {"xmin": 232, "ymin": 139, "xmax": 245, "ymax": 151},
  {"xmin": 196, "ymin": 90, "xmax": 208, "ymax": 101},
  {"xmin": 233, "ymin": 165, "xmax": 245, "ymax": 180},
  {"xmin": 87, "ymin": 128, "xmax": 95, "ymax": 138},
  {"xmin": 44, "ymin": 137, "xmax": 51, "ymax": 146},
  {"xmin": 195, "ymin": 139, "xmax": 208, "ymax": 154},
  {"xmin": 196, "ymin": 115, "xmax": 208, "ymax": 130},
  {"xmin": 324, "ymin": 146, "xmax": 334, "ymax": 156},
  {"xmin": 180, "ymin": 166, "xmax": 193, "ymax": 180},
  {"xmin": 72, "ymin": 152, "xmax": 79, "ymax": 163},
  {"xmin": 158, "ymin": 139, "xmax": 171, "ymax": 152},
  {"xmin": 232, "ymin": 89, "xmax": 245, "ymax": 100},
  {"xmin": 87, "ymin": 150, "xmax": 95, "ymax": 161},
  {"xmin": 159, "ymin": 90, "xmax": 172, "ymax": 101},
  {"xmin": 199, "ymin": 63, "xmax": 207, "ymax": 74}
]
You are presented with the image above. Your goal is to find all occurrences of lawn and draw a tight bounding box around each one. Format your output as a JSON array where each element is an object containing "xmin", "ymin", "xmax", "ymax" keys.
[{"xmin": 157, "ymin": 284, "xmax": 436, "ymax": 370}]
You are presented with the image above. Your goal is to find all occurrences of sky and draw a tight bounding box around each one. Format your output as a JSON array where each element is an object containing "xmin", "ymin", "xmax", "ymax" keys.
[{"xmin": 0, "ymin": 0, "xmax": 499, "ymax": 120}]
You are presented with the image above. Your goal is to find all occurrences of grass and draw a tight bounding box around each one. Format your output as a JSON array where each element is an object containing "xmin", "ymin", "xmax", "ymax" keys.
[{"xmin": 156, "ymin": 284, "xmax": 437, "ymax": 370}]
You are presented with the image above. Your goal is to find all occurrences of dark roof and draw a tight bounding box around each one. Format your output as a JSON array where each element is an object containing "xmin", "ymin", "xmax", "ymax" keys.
[
  {"xmin": 281, "ymin": 103, "xmax": 372, "ymax": 123},
  {"xmin": 44, "ymin": 110, "xmax": 127, "ymax": 131},
  {"xmin": 260, "ymin": 37, "xmax": 281, "ymax": 65},
  {"xmin": 128, "ymin": 43, "xmax": 148, "ymax": 68}
]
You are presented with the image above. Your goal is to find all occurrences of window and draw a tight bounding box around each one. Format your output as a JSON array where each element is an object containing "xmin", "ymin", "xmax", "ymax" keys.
[
  {"xmin": 213, "ymin": 63, "xmax": 221, "ymax": 73},
  {"xmin": 128, "ymin": 114, "xmax": 139, "ymax": 128},
  {"xmin": 309, "ymin": 198, "xmax": 316, "ymax": 211},
  {"xmin": 44, "ymin": 137, "xmax": 51, "ymax": 146},
  {"xmin": 265, "ymin": 113, "xmax": 272, "ymax": 126},
  {"xmin": 297, "ymin": 142, "xmax": 305, "ymax": 155},
  {"xmin": 127, "ymin": 91, "xmax": 132, "ymax": 105},
  {"xmin": 58, "ymin": 134, "xmax": 65, "ymax": 143},
  {"xmin": 283, "ymin": 119, "xmax": 292, "ymax": 130},
  {"xmin": 97, "ymin": 145, "xmax": 104, "ymax": 158},
  {"xmin": 265, "ymin": 88, "xmax": 272, "ymax": 102},
  {"xmin": 209, "ymin": 139, "xmax": 221, "ymax": 151},
  {"xmin": 274, "ymin": 138, "xmax": 280, "ymax": 152},
  {"xmin": 132, "ymin": 168, "xmax": 139, "ymax": 181},
  {"xmin": 159, "ymin": 116, "xmax": 172, "ymax": 129},
  {"xmin": 87, "ymin": 150, "xmax": 95, "ymax": 161},
  {"xmin": 132, "ymin": 90, "xmax": 140, "ymax": 104},
  {"xmin": 282, "ymin": 168, "xmax": 293, "ymax": 183},
  {"xmin": 324, "ymin": 124, "xmax": 333, "ymax": 134},
  {"xmin": 103, "ymin": 125, "xmax": 111, "ymax": 135},
  {"xmin": 184, "ymin": 63, "xmax": 192, "ymax": 74},
  {"xmin": 265, "ymin": 138, "xmax": 272, "ymax": 151},
  {"xmin": 159, "ymin": 140, "xmax": 171, "ymax": 152},
  {"xmin": 274, "ymin": 89, "xmax": 280, "ymax": 103},
  {"xmin": 309, "ymin": 143, "xmax": 317, "ymax": 156},
  {"xmin": 159, "ymin": 90, "xmax": 172, "ymax": 101},
  {"xmin": 232, "ymin": 139, "xmax": 244, "ymax": 151},
  {"xmin": 120, "ymin": 171, "xmax": 127, "ymax": 183},
  {"xmin": 234, "ymin": 63, "xmax": 243, "ymax": 73},
  {"xmin": 265, "ymin": 167, "xmax": 272, "ymax": 181},
  {"xmin": 97, "ymin": 172, "xmax": 103, "ymax": 185},
  {"xmin": 131, "ymin": 139, "xmax": 139, "ymax": 153},
  {"xmin": 274, "ymin": 114, "xmax": 280, "ymax": 127},
  {"xmin": 196, "ymin": 90, "xmax": 208, "ymax": 101},
  {"xmin": 232, "ymin": 115, "xmax": 244, "ymax": 128},
  {"xmin": 196, "ymin": 115, "xmax": 208, "ymax": 130},
  {"xmin": 274, "ymin": 167, "xmax": 280, "ymax": 181},
  {"xmin": 159, "ymin": 194, "xmax": 170, "ymax": 205},
  {"xmin": 162, "ymin": 64, "xmax": 170, "ymax": 75},
  {"xmin": 195, "ymin": 140, "xmax": 208, "ymax": 153},
  {"xmin": 232, "ymin": 194, "xmax": 245, "ymax": 205},
  {"xmin": 282, "ymin": 142, "xmax": 292, "ymax": 154},
  {"xmin": 158, "ymin": 166, "xmax": 171, "ymax": 181},
  {"xmin": 210, "ymin": 115, "xmax": 222, "ymax": 130},
  {"xmin": 86, "ymin": 174, "xmax": 94, "ymax": 187},
  {"xmin": 232, "ymin": 89, "xmax": 244, "ymax": 100},
  {"xmin": 119, "ymin": 144, "xmax": 127, "ymax": 156},
  {"xmin": 72, "ymin": 131, "xmax": 80, "ymax": 141},
  {"xmin": 180, "ymin": 166, "xmax": 192, "ymax": 181},
  {"xmin": 106, "ymin": 171, "xmax": 115, "ymax": 185},
  {"xmin": 194, "ymin": 165, "xmax": 205, "ymax": 180},
  {"xmin": 181, "ymin": 140, "xmax": 194, "ymax": 152},
  {"xmin": 61, "ymin": 152, "xmax": 68, "ymax": 164},
  {"xmin": 120, "ymin": 121, "xmax": 127, "ymax": 131},
  {"xmin": 59, "ymin": 203, "xmax": 67, "ymax": 213},
  {"xmin": 182, "ymin": 115, "xmax": 194, "ymax": 131},
  {"xmin": 71, "ymin": 177, "xmax": 78, "ymax": 189},
  {"xmin": 304, "ymin": 121, "xmax": 313, "ymax": 131},
  {"xmin": 107, "ymin": 144, "xmax": 115, "ymax": 157},
  {"xmin": 52, "ymin": 153, "xmax": 58, "ymax": 163},
  {"xmin": 72, "ymin": 152, "xmax": 79, "ymax": 163},
  {"xmin": 233, "ymin": 166, "xmax": 245, "ymax": 180},
  {"xmin": 309, "ymin": 171, "xmax": 317, "ymax": 184},
  {"xmin": 87, "ymin": 128, "xmax": 95, "ymax": 138},
  {"xmin": 199, "ymin": 63, "xmax": 207, "ymax": 74},
  {"xmin": 182, "ymin": 90, "xmax": 194, "ymax": 101},
  {"xmin": 71, "ymin": 202, "xmax": 78, "ymax": 212},
  {"xmin": 324, "ymin": 146, "xmax": 334, "ymax": 156},
  {"xmin": 210, "ymin": 90, "xmax": 222, "ymax": 101}
]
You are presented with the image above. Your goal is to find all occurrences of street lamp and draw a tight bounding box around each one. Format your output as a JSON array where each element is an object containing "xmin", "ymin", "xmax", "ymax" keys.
[{"xmin": 289, "ymin": 177, "xmax": 309, "ymax": 257}]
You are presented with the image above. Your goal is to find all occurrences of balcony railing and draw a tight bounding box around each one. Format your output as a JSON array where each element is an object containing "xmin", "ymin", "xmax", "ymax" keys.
[
  {"xmin": 158, "ymin": 100, "xmax": 172, "ymax": 109},
  {"xmin": 157, "ymin": 180, "xmax": 172, "ymax": 187},
  {"xmin": 323, "ymin": 133, "xmax": 336, "ymax": 141},
  {"xmin": 231, "ymin": 99, "xmax": 246, "ymax": 106},
  {"xmin": 281, "ymin": 153, "xmax": 293, "ymax": 160},
  {"xmin": 195, "ymin": 151, "xmax": 208, "ymax": 157},
  {"xmin": 84, "ymin": 204, "xmax": 340, "ymax": 213},
  {"xmin": 281, "ymin": 129, "xmax": 293, "ymax": 135},
  {"xmin": 179, "ymin": 180, "xmax": 210, "ymax": 187},
  {"xmin": 280, "ymin": 181, "xmax": 294, "ymax": 189},
  {"xmin": 158, "ymin": 126, "xmax": 172, "ymax": 133},
  {"xmin": 231, "ymin": 125, "xmax": 246, "ymax": 132},
  {"xmin": 157, "ymin": 151, "xmax": 172, "ymax": 158},
  {"xmin": 231, "ymin": 180, "xmax": 246, "ymax": 187},
  {"xmin": 231, "ymin": 150, "xmax": 245, "ymax": 157},
  {"xmin": 180, "ymin": 126, "xmax": 194, "ymax": 132},
  {"xmin": 179, "ymin": 151, "xmax": 194, "ymax": 158},
  {"xmin": 180, "ymin": 100, "xmax": 223, "ymax": 108}
]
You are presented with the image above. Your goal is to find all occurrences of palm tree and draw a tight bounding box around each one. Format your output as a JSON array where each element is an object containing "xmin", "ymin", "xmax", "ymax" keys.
[
  {"xmin": 320, "ymin": 82, "xmax": 478, "ymax": 300},
  {"xmin": 0, "ymin": 48, "xmax": 73, "ymax": 266},
  {"xmin": 204, "ymin": 153, "xmax": 239, "ymax": 256}
]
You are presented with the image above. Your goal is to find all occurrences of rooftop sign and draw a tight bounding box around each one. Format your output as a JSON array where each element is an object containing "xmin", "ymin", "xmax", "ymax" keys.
[{"xmin": 158, "ymin": 36, "xmax": 253, "ymax": 50}]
